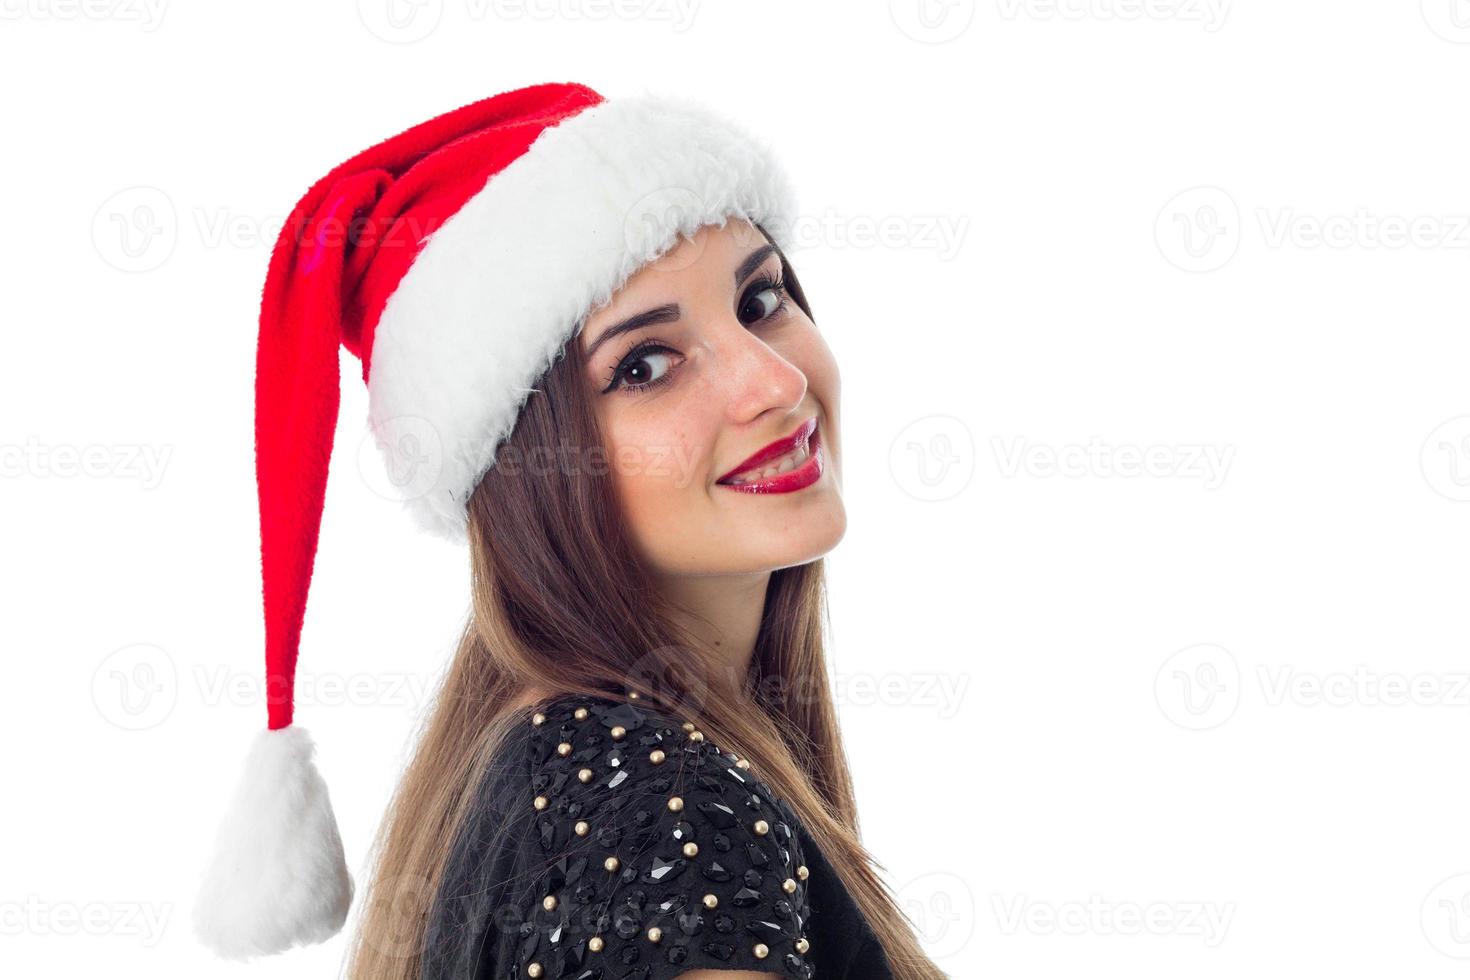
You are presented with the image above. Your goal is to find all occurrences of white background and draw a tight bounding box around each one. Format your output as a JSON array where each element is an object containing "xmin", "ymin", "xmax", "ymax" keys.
[{"xmin": 3, "ymin": 1, "xmax": 1469, "ymax": 977}]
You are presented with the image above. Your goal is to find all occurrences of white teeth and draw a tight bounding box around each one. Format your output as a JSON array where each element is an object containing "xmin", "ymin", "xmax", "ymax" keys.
[{"xmin": 725, "ymin": 437, "xmax": 811, "ymax": 485}]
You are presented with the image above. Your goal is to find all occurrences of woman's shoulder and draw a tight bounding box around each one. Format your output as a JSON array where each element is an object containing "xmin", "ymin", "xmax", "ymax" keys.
[
  {"xmin": 504, "ymin": 691, "xmax": 816, "ymax": 979},
  {"xmin": 519, "ymin": 691, "xmax": 805, "ymax": 833}
]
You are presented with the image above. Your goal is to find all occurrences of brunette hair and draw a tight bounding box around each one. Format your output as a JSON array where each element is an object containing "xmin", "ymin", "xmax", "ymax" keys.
[{"xmin": 344, "ymin": 227, "xmax": 945, "ymax": 979}]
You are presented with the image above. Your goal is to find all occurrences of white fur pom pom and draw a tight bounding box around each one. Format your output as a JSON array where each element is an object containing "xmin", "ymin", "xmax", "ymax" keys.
[{"xmin": 193, "ymin": 725, "xmax": 354, "ymax": 959}]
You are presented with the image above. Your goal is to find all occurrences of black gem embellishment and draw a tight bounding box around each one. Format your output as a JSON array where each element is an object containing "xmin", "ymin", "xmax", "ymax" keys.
[
  {"xmin": 695, "ymin": 800, "xmax": 738, "ymax": 829},
  {"xmin": 731, "ymin": 886, "xmax": 762, "ymax": 908},
  {"xmin": 613, "ymin": 908, "xmax": 641, "ymax": 939},
  {"xmin": 701, "ymin": 941, "xmax": 736, "ymax": 960},
  {"xmin": 747, "ymin": 918, "xmax": 791, "ymax": 945},
  {"xmin": 701, "ymin": 860, "xmax": 733, "ymax": 883},
  {"xmin": 641, "ymin": 855, "xmax": 686, "ymax": 884}
]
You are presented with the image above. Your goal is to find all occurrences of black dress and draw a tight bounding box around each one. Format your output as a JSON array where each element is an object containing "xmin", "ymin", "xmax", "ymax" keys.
[{"xmin": 422, "ymin": 693, "xmax": 896, "ymax": 980}]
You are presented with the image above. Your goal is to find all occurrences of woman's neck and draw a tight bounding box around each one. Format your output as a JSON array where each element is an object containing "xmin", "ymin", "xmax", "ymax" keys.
[
  {"xmin": 511, "ymin": 570, "xmax": 771, "ymax": 711},
  {"xmin": 654, "ymin": 568, "xmax": 771, "ymax": 686}
]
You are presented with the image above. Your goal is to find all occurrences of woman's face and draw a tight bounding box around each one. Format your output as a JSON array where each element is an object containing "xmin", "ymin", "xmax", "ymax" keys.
[{"xmin": 578, "ymin": 219, "xmax": 845, "ymax": 579}]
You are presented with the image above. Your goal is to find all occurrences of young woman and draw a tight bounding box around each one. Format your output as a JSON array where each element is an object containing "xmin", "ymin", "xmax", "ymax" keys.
[{"xmin": 195, "ymin": 83, "xmax": 944, "ymax": 980}]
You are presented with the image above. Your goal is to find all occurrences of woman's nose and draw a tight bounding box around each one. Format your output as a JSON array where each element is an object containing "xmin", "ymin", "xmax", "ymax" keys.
[{"xmin": 710, "ymin": 316, "xmax": 808, "ymax": 424}]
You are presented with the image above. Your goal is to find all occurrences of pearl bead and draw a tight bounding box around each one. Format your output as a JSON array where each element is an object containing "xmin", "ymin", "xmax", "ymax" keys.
[
  {"xmin": 574, "ymin": 707, "xmax": 588, "ymax": 720},
  {"xmin": 647, "ymin": 926, "xmax": 663, "ymax": 942},
  {"xmin": 782, "ymin": 878, "xmax": 797, "ymax": 893},
  {"xmin": 589, "ymin": 936, "xmax": 604, "ymax": 952},
  {"xmin": 531, "ymin": 712, "xmax": 546, "ymax": 726},
  {"xmin": 702, "ymin": 893, "xmax": 718, "ymax": 909},
  {"xmin": 688, "ymin": 730, "xmax": 705, "ymax": 743},
  {"xmin": 604, "ymin": 856, "xmax": 620, "ymax": 872},
  {"xmin": 610, "ymin": 725, "xmax": 626, "ymax": 740},
  {"xmin": 649, "ymin": 749, "xmax": 666, "ymax": 765},
  {"xmin": 533, "ymin": 796, "xmax": 548, "ymax": 811},
  {"xmin": 667, "ymin": 796, "xmax": 684, "ymax": 812},
  {"xmin": 527, "ymin": 963, "xmax": 543, "ymax": 978},
  {"xmin": 797, "ymin": 864, "xmax": 809, "ymax": 880},
  {"xmin": 753, "ymin": 942, "xmax": 770, "ymax": 959},
  {"xmin": 574, "ymin": 820, "xmax": 589, "ymax": 836},
  {"xmin": 682, "ymin": 721, "xmax": 696, "ymax": 732},
  {"xmin": 556, "ymin": 742, "xmax": 572, "ymax": 757},
  {"xmin": 752, "ymin": 819, "xmax": 769, "ymax": 835},
  {"xmin": 542, "ymin": 895, "xmax": 557, "ymax": 911},
  {"xmin": 796, "ymin": 936, "xmax": 810, "ymax": 954},
  {"xmin": 682, "ymin": 842, "xmax": 698, "ymax": 857},
  {"xmin": 736, "ymin": 758, "xmax": 751, "ymax": 769},
  {"xmin": 578, "ymin": 767, "xmax": 593, "ymax": 783}
]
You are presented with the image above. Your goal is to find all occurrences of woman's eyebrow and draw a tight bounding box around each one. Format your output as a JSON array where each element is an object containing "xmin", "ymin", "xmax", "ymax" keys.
[
  {"xmin": 733, "ymin": 244, "xmax": 777, "ymax": 288},
  {"xmin": 583, "ymin": 302, "xmax": 680, "ymax": 360},
  {"xmin": 583, "ymin": 245, "xmax": 780, "ymax": 360}
]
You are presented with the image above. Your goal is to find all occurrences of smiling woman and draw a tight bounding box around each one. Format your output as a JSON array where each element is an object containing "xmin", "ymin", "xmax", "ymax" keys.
[
  {"xmin": 196, "ymin": 81, "xmax": 944, "ymax": 980},
  {"xmin": 391, "ymin": 218, "xmax": 923, "ymax": 979},
  {"xmin": 575, "ymin": 221, "xmax": 844, "ymax": 583}
]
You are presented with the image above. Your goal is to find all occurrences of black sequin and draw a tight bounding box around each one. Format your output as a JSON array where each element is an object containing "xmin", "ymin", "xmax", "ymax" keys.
[{"xmin": 421, "ymin": 693, "xmax": 895, "ymax": 979}]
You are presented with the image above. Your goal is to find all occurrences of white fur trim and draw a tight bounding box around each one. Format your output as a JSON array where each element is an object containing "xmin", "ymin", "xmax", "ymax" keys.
[
  {"xmin": 366, "ymin": 92, "xmax": 798, "ymax": 543},
  {"xmin": 193, "ymin": 725, "xmax": 353, "ymax": 959}
]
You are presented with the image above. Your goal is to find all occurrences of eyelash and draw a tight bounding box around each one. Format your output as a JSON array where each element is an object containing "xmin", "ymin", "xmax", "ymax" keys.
[{"xmin": 602, "ymin": 272, "xmax": 791, "ymax": 396}]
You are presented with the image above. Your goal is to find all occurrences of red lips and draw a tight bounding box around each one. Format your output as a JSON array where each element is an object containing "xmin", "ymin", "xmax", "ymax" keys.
[{"xmin": 716, "ymin": 417, "xmax": 821, "ymax": 490}]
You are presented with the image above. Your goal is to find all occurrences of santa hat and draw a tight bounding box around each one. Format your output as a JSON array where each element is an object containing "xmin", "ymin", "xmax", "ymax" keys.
[{"xmin": 192, "ymin": 81, "xmax": 797, "ymax": 959}]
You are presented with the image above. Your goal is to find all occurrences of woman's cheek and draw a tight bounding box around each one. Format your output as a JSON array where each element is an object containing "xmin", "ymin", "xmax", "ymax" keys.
[
  {"xmin": 603, "ymin": 420, "xmax": 711, "ymax": 571},
  {"xmin": 796, "ymin": 322, "xmax": 839, "ymax": 396},
  {"xmin": 606, "ymin": 418, "xmax": 696, "ymax": 508}
]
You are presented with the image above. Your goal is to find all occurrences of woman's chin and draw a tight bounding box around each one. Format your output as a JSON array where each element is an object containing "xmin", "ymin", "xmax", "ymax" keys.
[{"xmin": 727, "ymin": 501, "xmax": 848, "ymax": 572}]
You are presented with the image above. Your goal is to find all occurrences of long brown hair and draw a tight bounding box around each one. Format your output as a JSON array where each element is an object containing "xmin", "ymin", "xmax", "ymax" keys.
[{"xmin": 344, "ymin": 229, "xmax": 945, "ymax": 979}]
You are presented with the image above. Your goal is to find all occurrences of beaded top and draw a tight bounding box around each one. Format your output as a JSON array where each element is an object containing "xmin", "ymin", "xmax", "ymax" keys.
[{"xmin": 422, "ymin": 692, "xmax": 892, "ymax": 979}]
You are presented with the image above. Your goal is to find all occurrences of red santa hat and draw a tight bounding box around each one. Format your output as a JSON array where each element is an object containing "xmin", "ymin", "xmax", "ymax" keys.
[{"xmin": 192, "ymin": 81, "xmax": 796, "ymax": 959}]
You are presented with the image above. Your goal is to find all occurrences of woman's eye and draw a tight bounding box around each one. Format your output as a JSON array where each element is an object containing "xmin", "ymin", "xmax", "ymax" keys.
[
  {"xmin": 739, "ymin": 285, "xmax": 783, "ymax": 324},
  {"xmin": 616, "ymin": 349, "xmax": 675, "ymax": 389}
]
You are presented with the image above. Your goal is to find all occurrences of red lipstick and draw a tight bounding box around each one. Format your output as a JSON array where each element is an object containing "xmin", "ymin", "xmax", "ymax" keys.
[{"xmin": 716, "ymin": 417, "xmax": 824, "ymax": 494}]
